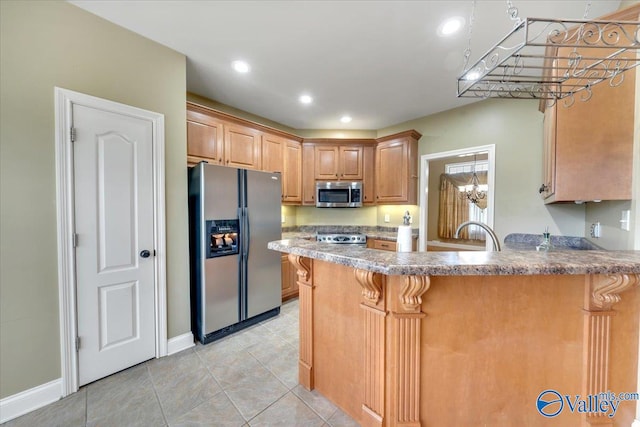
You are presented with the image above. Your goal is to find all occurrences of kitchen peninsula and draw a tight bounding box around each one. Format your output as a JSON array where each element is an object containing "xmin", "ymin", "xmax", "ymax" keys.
[{"xmin": 268, "ymin": 238, "xmax": 640, "ymax": 426}]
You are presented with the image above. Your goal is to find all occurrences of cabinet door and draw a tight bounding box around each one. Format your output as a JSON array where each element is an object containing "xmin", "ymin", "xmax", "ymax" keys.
[
  {"xmin": 541, "ymin": 98, "xmax": 556, "ymax": 199},
  {"xmin": 262, "ymin": 133, "xmax": 284, "ymax": 174},
  {"xmin": 225, "ymin": 123, "xmax": 262, "ymax": 170},
  {"xmin": 339, "ymin": 146, "xmax": 363, "ymax": 180},
  {"xmin": 375, "ymin": 136, "xmax": 418, "ymax": 204},
  {"xmin": 542, "ymin": 9, "xmax": 636, "ymax": 203},
  {"xmin": 283, "ymin": 140, "xmax": 302, "ymax": 204},
  {"xmin": 281, "ymin": 255, "xmax": 299, "ymax": 301},
  {"xmin": 376, "ymin": 139, "xmax": 409, "ymax": 203},
  {"xmin": 302, "ymin": 145, "xmax": 316, "ymax": 205},
  {"xmin": 315, "ymin": 146, "xmax": 339, "ymax": 180},
  {"xmin": 362, "ymin": 145, "xmax": 375, "ymax": 205},
  {"xmin": 186, "ymin": 111, "xmax": 224, "ymax": 166},
  {"xmin": 553, "ymin": 63, "xmax": 634, "ymax": 201}
]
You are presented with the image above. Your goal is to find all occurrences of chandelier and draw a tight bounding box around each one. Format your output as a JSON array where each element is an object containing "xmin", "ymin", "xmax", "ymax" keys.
[
  {"xmin": 465, "ymin": 155, "xmax": 486, "ymax": 206},
  {"xmin": 456, "ymin": 1, "xmax": 640, "ymax": 106}
]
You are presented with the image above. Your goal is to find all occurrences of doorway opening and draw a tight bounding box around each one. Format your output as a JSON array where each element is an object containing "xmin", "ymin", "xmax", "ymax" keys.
[{"xmin": 418, "ymin": 145, "xmax": 496, "ymax": 252}]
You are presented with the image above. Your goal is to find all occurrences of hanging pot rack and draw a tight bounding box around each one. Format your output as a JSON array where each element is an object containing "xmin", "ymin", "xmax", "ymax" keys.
[{"xmin": 456, "ymin": 4, "xmax": 640, "ymax": 105}]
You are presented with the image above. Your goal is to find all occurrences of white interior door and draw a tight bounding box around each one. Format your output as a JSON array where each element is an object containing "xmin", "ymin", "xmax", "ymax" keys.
[{"xmin": 73, "ymin": 103, "xmax": 156, "ymax": 386}]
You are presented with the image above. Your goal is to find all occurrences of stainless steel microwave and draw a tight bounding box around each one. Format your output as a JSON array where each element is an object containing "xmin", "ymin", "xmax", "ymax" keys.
[{"xmin": 316, "ymin": 181, "xmax": 362, "ymax": 208}]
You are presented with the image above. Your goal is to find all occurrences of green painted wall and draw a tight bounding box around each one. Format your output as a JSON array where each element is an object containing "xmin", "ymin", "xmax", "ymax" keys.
[
  {"xmin": 0, "ymin": 1, "xmax": 189, "ymax": 398},
  {"xmin": 378, "ymin": 99, "xmax": 587, "ymax": 241}
]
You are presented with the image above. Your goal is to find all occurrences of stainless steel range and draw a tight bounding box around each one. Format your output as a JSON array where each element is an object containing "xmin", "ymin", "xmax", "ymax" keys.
[{"xmin": 316, "ymin": 233, "xmax": 367, "ymax": 245}]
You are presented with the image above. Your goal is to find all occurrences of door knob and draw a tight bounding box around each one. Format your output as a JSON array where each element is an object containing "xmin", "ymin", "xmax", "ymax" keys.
[{"xmin": 140, "ymin": 250, "xmax": 151, "ymax": 258}]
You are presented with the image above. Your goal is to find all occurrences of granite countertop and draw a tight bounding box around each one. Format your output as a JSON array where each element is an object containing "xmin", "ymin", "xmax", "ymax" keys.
[{"xmin": 268, "ymin": 238, "xmax": 640, "ymax": 276}]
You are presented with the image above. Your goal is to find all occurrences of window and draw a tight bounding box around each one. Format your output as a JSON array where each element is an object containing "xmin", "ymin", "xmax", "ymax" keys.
[{"xmin": 445, "ymin": 160, "xmax": 488, "ymax": 241}]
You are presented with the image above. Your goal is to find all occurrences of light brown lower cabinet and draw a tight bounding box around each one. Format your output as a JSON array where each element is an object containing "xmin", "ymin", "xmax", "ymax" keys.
[
  {"xmin": 366, "ymin": 238, "xmax": 417, "ymax": 252},
  {"xmin": 281, "ymin": 254, "xmax": 299, "ymax": 301}
]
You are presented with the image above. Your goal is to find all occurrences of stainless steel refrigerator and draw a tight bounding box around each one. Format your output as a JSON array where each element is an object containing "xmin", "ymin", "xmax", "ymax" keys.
[{"xmin": 188, "ymin": 162, "xmax": 282, "ymax": 344}]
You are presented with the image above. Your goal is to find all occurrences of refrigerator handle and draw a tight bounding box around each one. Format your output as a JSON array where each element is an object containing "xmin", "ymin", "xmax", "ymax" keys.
[
  {"xmin": 238, "ymin": 207, "xmax": 244, "ymax": 257},
  {"xmin": 244, "ymin": 207, "xmax": 250, "ymax": 260}
]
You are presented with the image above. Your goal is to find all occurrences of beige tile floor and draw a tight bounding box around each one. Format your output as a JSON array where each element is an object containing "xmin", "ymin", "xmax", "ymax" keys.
[{"xmin": 2, "ymin": 299, "xmax": 359, "ymax": 427}]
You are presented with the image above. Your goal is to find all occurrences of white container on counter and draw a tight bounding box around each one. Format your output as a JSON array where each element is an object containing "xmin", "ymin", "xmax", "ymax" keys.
[{"xmin": 397, "ymin": 225, "xmax": 413, "ymax": 252}]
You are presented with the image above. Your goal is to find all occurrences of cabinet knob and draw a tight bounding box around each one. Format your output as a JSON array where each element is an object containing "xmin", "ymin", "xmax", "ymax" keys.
[
  {"xmin": 226, "ymin": 159, "xmax": 229, "ymax": 164},
  {"xmin": 538, "ymin": 184, "xmax": 548, "ymax": 194},
  {"xmin": 219, "ymin": 158, "xmax": 222, "ymax": 163}
]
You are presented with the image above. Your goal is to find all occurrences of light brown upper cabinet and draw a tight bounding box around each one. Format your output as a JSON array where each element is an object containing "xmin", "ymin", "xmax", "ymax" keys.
[
  {"xmin": 187, "ymin": 109, "xmax": 224, "ymax": 166},
  {"xmin": 283, "ymin": 140, "xmax": 302, "ymax": 203},
  {"xmin": 375, "ymin": 130, "xmax": 421, "ymax": 204},
  {"xmin": 314, "ymin": 145, "xmax": 363, "ymax": 180},
  {"xmin": 362, "ymin": 145, "xmax": 375, "ymax": 205},
  {"xmin": 538, "ymin": 5, "xmax": 638, "ymax": 203},
  {"xmin": 262, "ymin": 133, "xmax": 284, "ymax": 174},
  {"xmin": 186, "ymin": 102, "xmax": 422, "ymax": 207},
  {"xmin": 302, "ymin": 144, "xmax": 316, "ymax": 205},
  {"xmin": 224, "ymin": 123, "xmax": 262, "ymax": 170},
  {"xmin": 262, "ymin": 133, "xmax": 302, "ymax": 204},
  {"xmin": 187, "ymin": 102, "xmax": 262, "ymax": 169}
]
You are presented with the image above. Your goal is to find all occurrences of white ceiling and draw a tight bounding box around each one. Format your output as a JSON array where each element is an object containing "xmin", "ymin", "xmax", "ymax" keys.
[{"xmin": 69, "ymin": 0, "xmax": 621, "ymax": 130}]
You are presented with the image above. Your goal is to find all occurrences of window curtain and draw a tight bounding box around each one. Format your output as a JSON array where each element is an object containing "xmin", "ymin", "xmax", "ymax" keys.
[
  {"xmin": 438, "ymin": 174, "xmax": 470, "ymax": 239},
  {"xmin": 438, "ymin": 171, "xmax": 488, "ymax": 240}
]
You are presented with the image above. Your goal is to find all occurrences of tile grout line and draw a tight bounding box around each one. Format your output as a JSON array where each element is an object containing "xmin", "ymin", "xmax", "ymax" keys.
[
  {"xmin": 290, "ymin": 387, "xmax": 339, "ymax": 425},
  {"xmin": 195, "ymin": 314, "xmax": 298, "ymax": 424},
  {"xmin": 193, "ymin": 343, "xmax": 248, "ymax": 423},
  {"xmin": 146, "ymin": 360, "xmax": 170, "ymax": 426},
  {"xmin": 83, "ymin": 386, "xmax": 88, "ymax": 427},
  {"xmin": 245, "ymin": 389, "xmax": 294, "ymax": 425}
]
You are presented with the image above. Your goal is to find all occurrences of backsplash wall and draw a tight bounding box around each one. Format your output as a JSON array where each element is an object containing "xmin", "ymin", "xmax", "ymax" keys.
[
  {"xmin": 295, "ymin": 206, "xmax": 377, "ymax": 226},
  {"xmin": 282, "ymin": 205, "xmax": 419, "ymax": 228},
  {"xmin": 585, "ymin": 200, "xmax": 634, "ymax": 250}
]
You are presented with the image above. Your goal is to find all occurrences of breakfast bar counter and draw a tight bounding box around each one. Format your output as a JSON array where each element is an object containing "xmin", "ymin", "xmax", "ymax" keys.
[{"xmin": 268, "ymin": 239, "xmax": 640, "ymax": 426}]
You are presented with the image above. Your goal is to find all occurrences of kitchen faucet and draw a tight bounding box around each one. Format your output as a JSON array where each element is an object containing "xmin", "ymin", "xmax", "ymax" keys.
[{"xmin": 454, "ymin": 221, "xmax": 501, "ymax": 251}]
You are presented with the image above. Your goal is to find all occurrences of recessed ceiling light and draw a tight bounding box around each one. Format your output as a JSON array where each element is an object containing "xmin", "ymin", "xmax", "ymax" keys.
[
  {"xmin": 299, "ymin": 94, "xmax": 313, "ymax": 104},
  {"xmin": 231, "ymin": 60, "xmax": 250, "ymax": 73},
  {"xmin": 340, "ymin": 116, "xmax": 352, "ymax": 123},
  {"xmin": 438, "ymin": 17, "xmax": 464, "ymax": 37}
]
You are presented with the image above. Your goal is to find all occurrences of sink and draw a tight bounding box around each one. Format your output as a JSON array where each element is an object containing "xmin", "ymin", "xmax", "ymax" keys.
[{"xmin": 503, "ymin": 233, "xmax": 603, "ymax": 251}]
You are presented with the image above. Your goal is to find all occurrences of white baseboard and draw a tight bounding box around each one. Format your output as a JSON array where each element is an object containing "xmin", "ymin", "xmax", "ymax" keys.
[
  {"xmin": 167, "ymin": 332, "xmax": 194, "ymax": 356},
  {"xmin": 0, "ymin": 378, "xmax": 62, "ymax": 424},
  {"xmin": 0, "ymin": 334, "xmax": 193, "ymax": 423}
]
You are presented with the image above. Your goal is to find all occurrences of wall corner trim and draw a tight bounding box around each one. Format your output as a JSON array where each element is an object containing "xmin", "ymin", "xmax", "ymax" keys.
[
  {"xmin": 167, "ymin": 332, "xmax": 195, "ymax": 356},
  {"xmin": 0, "ymin": 379, "xmax": 63, "ymax": 424}
]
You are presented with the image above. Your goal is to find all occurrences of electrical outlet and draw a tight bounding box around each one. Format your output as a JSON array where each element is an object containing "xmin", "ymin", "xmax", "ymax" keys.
[
  {"xmin": 281, "ymin": 215, "xmax": 285, "ymax": 224},
  {"xmin": 384, "ymin": 214, "xmax": 390, "ymax": 223},
  {"xmin": 590, "ymin": 222, "xmax": 601, "ymax": 238}
]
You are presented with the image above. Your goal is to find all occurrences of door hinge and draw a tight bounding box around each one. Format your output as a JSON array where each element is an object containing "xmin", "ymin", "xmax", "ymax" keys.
[
  {"xmin": 75, "ymin": 336, "xmax": 81, "ymax": 352},
  {"xmin": 70, "ymin": 127, "xmax": 76, "ymax": 142},
  {"xmin": 72, "ymin": 233, "xmax": 78, "ymax": 248}
]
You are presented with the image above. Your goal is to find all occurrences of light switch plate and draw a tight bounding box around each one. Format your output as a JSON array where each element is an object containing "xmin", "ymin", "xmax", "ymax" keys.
[
  {"xmin": 384, "ymin": 214, "xmax": 390, "ymax": 223},
  {"xmin": 620, "ymin": 210, "xmax": 630, "ymax": 231}
]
